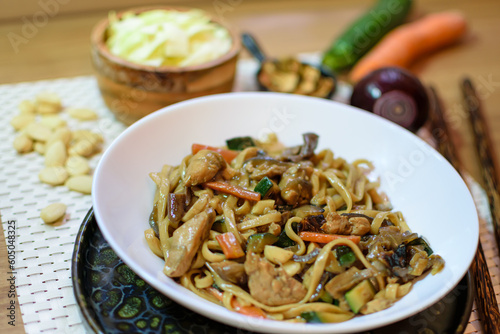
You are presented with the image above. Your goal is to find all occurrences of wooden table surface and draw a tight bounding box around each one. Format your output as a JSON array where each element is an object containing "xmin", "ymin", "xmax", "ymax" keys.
[{"xmin": 1, "ymin": 0, "xmax": 499, "ymax": 332}]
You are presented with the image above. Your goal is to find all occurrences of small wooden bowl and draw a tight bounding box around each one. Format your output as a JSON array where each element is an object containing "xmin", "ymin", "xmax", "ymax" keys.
[{"xmin": 90, "ymin": 7, "xmax": 241, "ymax": 125}]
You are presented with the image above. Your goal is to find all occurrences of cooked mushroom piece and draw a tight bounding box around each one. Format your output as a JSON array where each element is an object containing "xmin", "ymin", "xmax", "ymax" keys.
[
  {"xmin": 167, "ymin": 193, "xmax": 186, "ymax": 225},
  {"xmin": 282, "ymin": 132, "xmax": 319, "ymax": 162},
  {"xmin": 209, "ymin": 260, "xmax": 248, "ymax": 285},
  {"xmin": 244, "ymin": 157, "xmax": 292, "ymax": 180},
  {"xmin": 279, "ymin": 165, "xmax": 313, "ymax": 206},
  {"xmin": 298, "ymin": 214, "xmax": 325, "ymax": 233},
  {"xmin": 325, "ymin": 266, "xmax": 374, "ymax": 299}
]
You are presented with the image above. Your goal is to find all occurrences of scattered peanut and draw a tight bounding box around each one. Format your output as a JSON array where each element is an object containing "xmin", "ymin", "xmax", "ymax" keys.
[
  {"xmin": 18, "ymin": 100, "xmax": 36, "ymax": 114},
  {"xmin": 72, "ymin": 130, "xmax": 103, "ymax": 145},
  {"xmin": 40, "ymin": 115, "xmax": 66, "ymax": 129},
  {"xmin": 13, "ymin": 134, "xmax": 33, "ymax": 153},
  {"xmin": 33, "ymin": 142, "xmax": 46, "ymax": 155},
  {"xmin": 10, "ymin": 114, "xmax": 36, "ymax": 131},
  {"xmin": 39, "ymin": 166, "xmax": 69, "ymax": 185},
  {"xmin": 69, "ymin": 139, "xmax": 97, "ymax": 157},
  {"xmin": 67, "ymin": 108, "xmax": 99, "ymax": 121},
  {"xmin": 25, "ymin": 122, "xmax": 52, "ymax": 142},
  {"xmin": 46, "ymin": 127, "xmax": 72, "ymax": 148},
  {"xmin": 45, "ymin": 140, "xmax": 67, "ymax": 167},
  {"xmin": 65, "ymin": 175, "xmax": 93, "ymax": 194},
  {"xmin": 12, "ymin": 92, "xmax": 104, "ymax": 195},
  {"xmin": 65, "ymin": 155, "xmax": 90, "ymax": 176},
  {"xmin": 40, "ymin": 202, "xmax": 67, "ymax": 224},
  {"xmin": 36, "ymin": 104, "xmax": 60, "ymax": 114},
  {"xmin": 36, "ymin": 92, "xmax": 62, "ymax": 114}
]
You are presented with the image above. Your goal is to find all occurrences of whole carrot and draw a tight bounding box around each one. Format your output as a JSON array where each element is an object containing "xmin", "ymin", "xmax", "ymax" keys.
[{"xmin": 349, "ymin": 11, "xmax": 467, "ymax": 82}]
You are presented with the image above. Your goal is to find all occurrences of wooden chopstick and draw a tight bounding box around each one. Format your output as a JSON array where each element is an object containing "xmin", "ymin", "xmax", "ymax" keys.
[
  {"xmin": 429, "ymin": 86, "xmax": 500, "ymax": 334},
  {"xmin": 462, "ymin": 78, "xmax": 500, "ymax": 256}
]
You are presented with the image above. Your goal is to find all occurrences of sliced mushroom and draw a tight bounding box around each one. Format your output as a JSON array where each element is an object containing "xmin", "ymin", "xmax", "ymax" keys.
[
  {"xmin": 279, "ymin": 165, "xmax": 313, "ymax": 206},
  {"xmin": 209, "ymin": 260, "xmax": 248, "ymax": 285},
  {"xmin": 244, "ymin": 157, "xmax": 292, "ymax": 180},
  {"xmin": 281, "ymin": 133, "xmax": 319, "ymax": 162}
]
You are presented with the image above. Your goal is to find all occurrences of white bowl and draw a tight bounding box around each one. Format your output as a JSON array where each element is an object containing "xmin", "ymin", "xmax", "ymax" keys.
[{"xmin": 92, "ymin": 92, "xmax": 478, "ymax": 333}]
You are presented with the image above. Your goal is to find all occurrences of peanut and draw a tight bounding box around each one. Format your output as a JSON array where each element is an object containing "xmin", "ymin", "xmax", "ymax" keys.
[
  {"xmin": 39, "ymin": 166, "xmax": 69, "ymax": 185},
  {"xmin": 10, "ymin": 114, "xmax": 36, "ymax": 131},
  {"xmin": 35, "ymin": 92, "xmax": 62, "ymax": 114},
  {"xmin": 46, "ymin": 127, "xmax": 72, "ymax": 148},
  {"xmin": 13, "ymin": 134, "xmax": 33, "ymax": 153},
  {"xmin": 18, "ymin": 100, "xmax": 36, "ymax": 114},
  {"xmin": 72, "ymin": 130, "xmax": 103, "ymax": 145},
  {"xmin": 25, "ymin": 123, "xmax": 52, "ymax": 142},
  {"xmin": 67, "ymin": 108, "xmax": 98, "ymax": 121},
  {"xmin": 40, "ymin": 115, "xmax": 66, "ymax": 129},
  {"xmin": 65, "ymin": 175, "xmax": 93, "ymax": 194},
  {"xmin": 65, "ymin": 155, "xmax": 90, "ymax": 176},
  {"xmin": 45, "ymin": 140, "xmax": 67, "ymax": 167},
  {"xmin": 40, "ymin": 202, "xmax": 67, "ymax": 224},
  {"xmin": 34, "ymin": 142, "xmax": 46, "ymax": 155},
  {"xmin": 69, "ymin": 139, "xmax": 96, "ymax": 157},
  {"xmin": 36, "ymin": 104, "xmax": 61, "ymax": 114}
]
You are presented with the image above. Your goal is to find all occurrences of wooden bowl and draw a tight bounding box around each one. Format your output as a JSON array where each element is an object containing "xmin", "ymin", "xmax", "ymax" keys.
[{"xmin": 90, "ymin": 7, "xmax": 241, "ymax": 125}]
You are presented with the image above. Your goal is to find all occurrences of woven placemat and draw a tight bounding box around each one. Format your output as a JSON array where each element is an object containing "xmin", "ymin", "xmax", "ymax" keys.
[
  {"xmin": 0, "ymin": 76, "xmax": 126, "ymax": 333},
  {"xmin": 0, "ymin": 58, "xmax": 498, "ymax": 333}
]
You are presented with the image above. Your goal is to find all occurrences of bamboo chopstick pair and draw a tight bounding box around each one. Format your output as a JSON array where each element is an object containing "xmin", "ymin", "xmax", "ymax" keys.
[{"xmin": 429, "ymin": 80, "xmax": 500, "ymax": 334}]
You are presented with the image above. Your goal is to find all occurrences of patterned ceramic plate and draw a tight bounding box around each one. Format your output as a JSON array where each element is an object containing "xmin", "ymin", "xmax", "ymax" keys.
[{"xmin": 72, "ymin": 208, "xmax": 474, "ymax": 334}]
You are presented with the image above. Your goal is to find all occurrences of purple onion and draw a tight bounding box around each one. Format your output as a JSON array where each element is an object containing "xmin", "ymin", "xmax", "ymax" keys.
[{"xmin": 350, "ymin": 67, "xmax": 430, "ymax": 132}]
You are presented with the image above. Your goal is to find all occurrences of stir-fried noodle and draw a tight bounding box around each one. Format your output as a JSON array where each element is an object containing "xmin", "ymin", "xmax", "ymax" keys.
[{"xmin": 145, "ymin": 133, "xmax": 444, "ymax": 323}]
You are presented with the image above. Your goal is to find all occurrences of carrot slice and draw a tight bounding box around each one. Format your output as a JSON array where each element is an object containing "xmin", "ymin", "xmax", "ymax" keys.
[
  {"xmin": 204, "ymin": 181, "xmax": 261, "ymax": 202},
  {"xmin": 207, "ymin": 287, "xmax": 267, "ymax": 319},
  {"xmin": 192, "ymin": 143, "xmax": 239, "ymax": 163},
  {"xmin": 216, "ymin": 232, "xmax": 245, "ymax": 259},
  {"xmin": 298, "ymin": 231, "xmax": 361, "ymax": 244}
]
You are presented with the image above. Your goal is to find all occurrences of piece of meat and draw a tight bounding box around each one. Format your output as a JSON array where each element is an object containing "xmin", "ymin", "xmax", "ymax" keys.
[
  {"xmin": 279, "ymin": 165, "xmax": 313, "ymax": 206},
  {"xmin": 321, "ymin": 212, "xmax": 370, "ymax": 236},
  {"xmin": 325, "ymin": 266, "xmax": 374, "ymax": 299},
  {"xmin": 244, "ymin": 253, "xmax": 307, "ymax": 306},
  {"xmin": 209, "ymin": 261, "xmax": 247, "ymax": 285},
  {"xmin": 167, "ymin": 193, "xmax": 186, "ymax": 225},
  {"xmin": 349, "ymin": 217, "xmax": 371, "ymax": 235},
  {"xmin": 164, "ymin": 209, "xmax": 215, "ymax": 277},
  {"xmin": 183, "ymin": 150, "xmax": 226, "ymax": 187}
]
